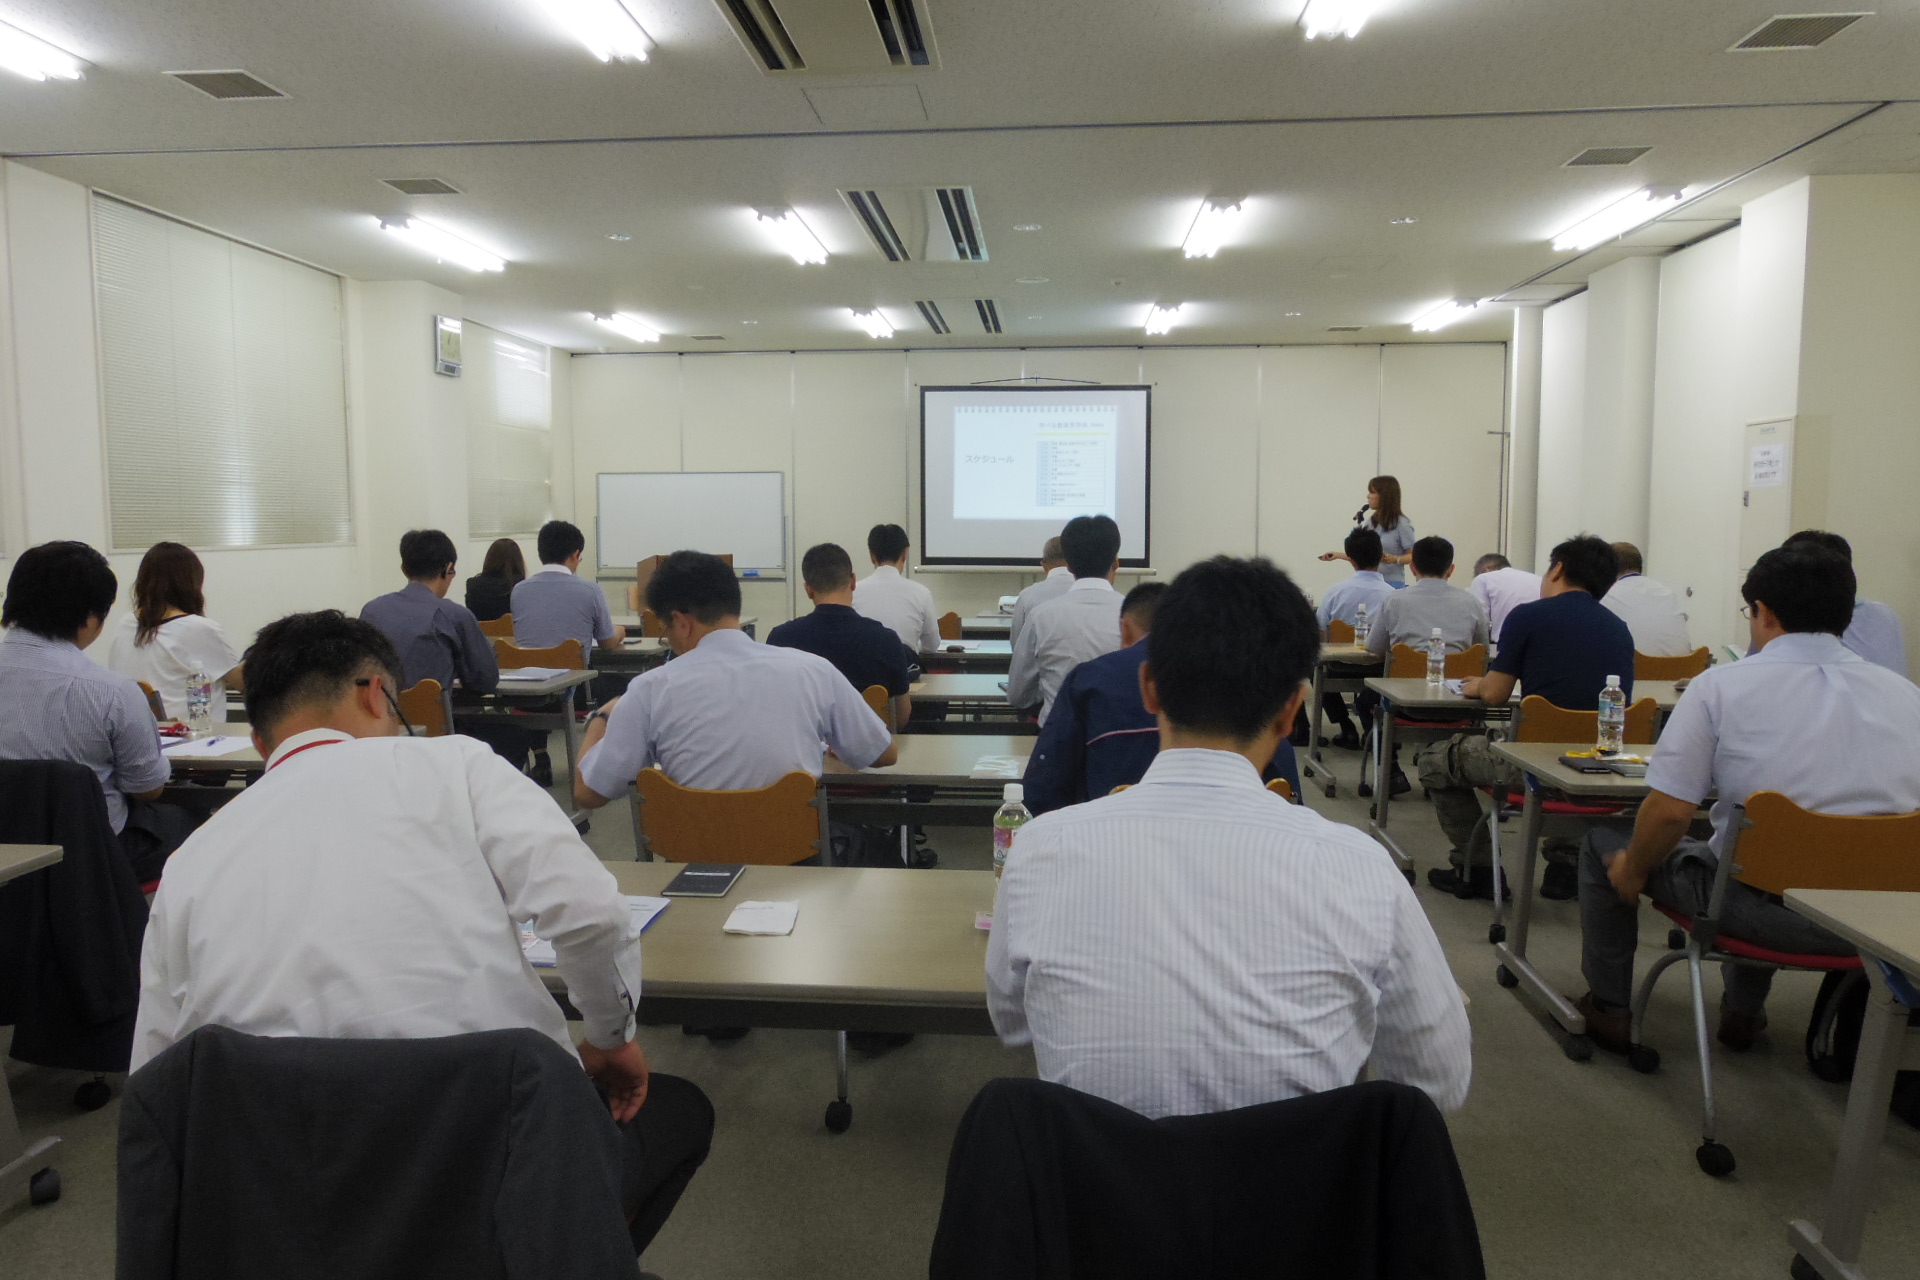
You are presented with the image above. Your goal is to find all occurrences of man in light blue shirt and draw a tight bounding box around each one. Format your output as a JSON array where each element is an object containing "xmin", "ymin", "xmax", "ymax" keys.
[
  {"xmin": 512, "ymin": 520, "xmax": 623, "ymax": 657},
  {"xmin": 1782, "ymin": 530, "xmax": 1907, "ymax": 676},
  {"xmin": 1576, "ymin": 543, "xmax": 1920, "ymax": 1056},
  {"xmin": 1315, "ymin": 527, "xmax": 1396, "ymax": 749}
]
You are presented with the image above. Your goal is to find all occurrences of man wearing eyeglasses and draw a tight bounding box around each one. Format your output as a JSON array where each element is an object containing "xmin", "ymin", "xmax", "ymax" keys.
[{"xmin": 131, "ymin": 611, "xmax": 713, "ymax": 1259}]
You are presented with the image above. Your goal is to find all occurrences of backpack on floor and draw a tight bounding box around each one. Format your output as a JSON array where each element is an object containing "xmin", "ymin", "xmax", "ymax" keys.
[{"xmin": 1804, "ymin": 969, "xmax": 1920, "ymax": 1129}]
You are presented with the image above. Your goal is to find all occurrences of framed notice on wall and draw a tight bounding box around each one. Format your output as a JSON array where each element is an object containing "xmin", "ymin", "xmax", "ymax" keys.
[{"xmin": 434, "ymin": 315, "xmax": 463, "ymax": 377}]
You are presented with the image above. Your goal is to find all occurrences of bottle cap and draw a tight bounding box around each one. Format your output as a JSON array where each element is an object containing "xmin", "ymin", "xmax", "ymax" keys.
[
  {"xmin": 1003, "ymin": 783, "xmax": 1023, "ymax": 803},
  {"xmin": 1606, "ymin": 674, "xmax": 1621, "ymax": 686},
  {"xmin": 1431, "ymin": 627, "xmax": 1443, "ymax": 637}
]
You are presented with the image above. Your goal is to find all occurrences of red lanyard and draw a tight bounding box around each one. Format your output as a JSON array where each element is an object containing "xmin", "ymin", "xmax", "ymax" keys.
[{"xmin": 267, "ymin": 737, "xmax": 347, "ymax": 772}]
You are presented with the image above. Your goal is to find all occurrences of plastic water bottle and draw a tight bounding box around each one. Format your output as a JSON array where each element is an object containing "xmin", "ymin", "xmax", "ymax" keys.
[
  {"xmin": 992, "ymin": 783, "xmax": 1032, "ymax": 880},
  {"xmin": 185, "ymin": 671, "xmax": 215, "ymax": 738},
  {"xmin": 1426, "ymin": 627, "xmax": 1446, "ymax": 685},
  {"xmin": 1353, "ymin": 603, "xmax": 1370, "ymax": 648},
  {"xmin": 1597, "ymin": 675, "xmax": 1627, "ymax": 755}
]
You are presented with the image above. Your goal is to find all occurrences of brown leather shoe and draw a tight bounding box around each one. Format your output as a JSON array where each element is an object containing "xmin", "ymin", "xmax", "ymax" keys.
[
  {"xmin": 1718, "ymin": 1006, "xmax": 1768, "ymax": 1052},
  {"xmin": 1575, "ymin": 992, "xmax": 1633, "ymax": 1055}
]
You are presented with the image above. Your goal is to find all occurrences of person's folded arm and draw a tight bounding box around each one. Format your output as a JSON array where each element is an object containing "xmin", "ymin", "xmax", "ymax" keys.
[
  {"xmin": 574, "ymin": 694, "xmax": 642, "ymax": 809},
  {"xmin": 1460, "ymin": 670, "xmax": 1515, "ymax": 705},
  {"xmin": 1005, "ymin": 625, "xmax": 1043, "ymax": 708},
  {"xmin": 454, "ymin": 612, "xmax": 499, "ymax": 694},
  {"xmin": 1022, "ymin": 672, "xmax": 1086, "ymax": 814},
  {"xmin": 1371, "ymin": 885, "xmax": 1474, "ymax": 1113},
  {"xmin": 129, "ymin": 888, "xmax": 185, "ymax": 1073},
  {"xmin": 1606, "ymin": 790, "xmax": 1697, "ymax": 904},
  {"xmin": 112, "ymin": 684, "xmax": 173, "ymax": 801},
  {"xmin": 984, "ymin": 859, "xmax": 1034, "ymax": 1047}
]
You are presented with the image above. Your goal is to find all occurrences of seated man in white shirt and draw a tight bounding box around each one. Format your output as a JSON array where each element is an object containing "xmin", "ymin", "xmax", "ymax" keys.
[
  {"xmin": 1006, "ymin": 514, "xmax": 1125, "ymax": 725},
  {"xmin": 1576, "ymin": 544, "xmax": 1920, "ymax": 1056},
  {"xmin": 132, "ymin": 611, "xmax": 712, "ymax": 1259},
  {"xmin": 1782, "ymin": 529, "xmax": 1907, "ymax": 676},
  {"xmin": 988, "ymin": 555, "xmax": 1471, "ymax": 1119},
  {"xmin": 1009, "ymin": 535, "xmax": 1072, "ymax": 650},
  {"xmin": 1599, "ymin": 542, "xmax": 1693, "ymax": 658},
  {"xmin": 1467, "ymin": 553, "xmax": 1540, "ymax": 640},
  {"xmin": 852, "ymin": 523, "xmax": 941, "ymax": 658},
  {"xmin": 1314, "ymin": 527, "xmax": 1397, "ymax": 750}
]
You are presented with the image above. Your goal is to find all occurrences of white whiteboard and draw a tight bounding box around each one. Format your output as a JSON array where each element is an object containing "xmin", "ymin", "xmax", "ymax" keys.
[{"xmin": 596, "ymin": 472, "xmax": 787, "ymax": 573}]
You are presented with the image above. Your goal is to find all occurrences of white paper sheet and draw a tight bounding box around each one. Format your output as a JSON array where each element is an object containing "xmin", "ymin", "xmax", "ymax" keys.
[
  {"xmin": 521, "ymin": 895, "xmax": 671, "ymax": 967},
  {"xmin": 499, "ymin": 666, "xmax": 569, "ymax": 681},
  {"xmin": 723, "ymin": 900, "xmax": 800, "ymax": 936},
  {"xmin": 970, "ymin": 755, "xmax": 1026, "ymax": 780},
  {"xmin": 162, "ymin": 735, "xmax": 253, "ymax": 759}
]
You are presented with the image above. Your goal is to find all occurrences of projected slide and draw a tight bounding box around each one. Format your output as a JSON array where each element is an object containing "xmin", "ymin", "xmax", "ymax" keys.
[
  {"xmin": 953, "ymin": 403, "xmax": 1118, "ymax": 521},
  {"xmin": 921, "ymin": 386, "xmax": 1150, "ymax": 566}
]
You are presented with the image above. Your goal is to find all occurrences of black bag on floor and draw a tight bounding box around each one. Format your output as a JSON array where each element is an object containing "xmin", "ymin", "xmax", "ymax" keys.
[
  {"xmin": 1804, "ymin": 969, "xmax": 1920, "ymax": 1129},
  {"xmin": 829, "ymin": 821, "xmax": 903, "ymax": 868}
]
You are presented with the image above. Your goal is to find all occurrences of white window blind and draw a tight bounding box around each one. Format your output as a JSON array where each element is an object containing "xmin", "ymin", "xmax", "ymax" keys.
[
  {"xmin": 92, "ymin": 196, "xmax": 351, "ymax": 550},
  {"xmin": 465, "ymin": 323, "xmax": 553, "ymax": 537}
]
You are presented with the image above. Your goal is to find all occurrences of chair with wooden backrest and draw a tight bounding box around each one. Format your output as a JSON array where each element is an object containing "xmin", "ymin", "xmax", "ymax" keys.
[
  {"xmin": 396, "ymin": 679, "xmax": 452, "ymax": 737},
  {"xmin": 137, "ymin": 681, "xmax": 167, "ymax": 721},
  {"xmin": 860, "ymin": 684, "xmax": 893, "ymax": 732},
  {"xmin": 1635, "ymin": 647, "xmax": 1712, "ymax": 680},
  {"xmin": 628, "ymin": 769, "xmax": 826, "ymax": 865},
  {"xmin": 937, "ymin": 612, "xmax": 962, "ymax": 641},
  {"xmin": 493, "ymin": 638, "xmax": 585, "ymax": 671},
  {"xmin": 478, "ymin": 614, "xmax": 515, "ymax": 639},
  {"xmin": 1385, "ymin": 643, "xmax": 1488, "ymax": 679},
  {"xmin": 1326, "ymin": 619, "xmax": 1355, "ymax": 644},
  {"xmin": 642, "ymin": 610, "xmax": 667, "ymax": 638},
  {"xmin": 1627, "ymin": 793, "xmax": 1920, "ymax": 1177}
]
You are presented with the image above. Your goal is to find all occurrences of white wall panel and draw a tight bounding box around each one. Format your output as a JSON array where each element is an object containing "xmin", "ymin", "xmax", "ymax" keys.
[
  {"xmin": 794, "ymin": 351, "xmax": 909, "ymax": 622},
  {"xmin": 1140, "ymin": 347, "xmax": 1258, "ymax": 576},
  {"xmin": 1259, "ymin": 345, "xmax": 1382, "ymax": 598},
  {"xmin": 1535, "ymin": 293, "xmax": 1588, "ymax": 564},
  {"xmin": 1381, "ymin": 342, "xmax": 1506, "ymax": 569}
]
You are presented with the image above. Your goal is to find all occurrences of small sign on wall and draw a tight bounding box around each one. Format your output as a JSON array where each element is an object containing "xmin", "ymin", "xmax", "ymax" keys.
[
  {"xmin": 1750, "ymin": 442, "xmax": 1786, "ymax": 488},
  {"xmin": 434, "ymin": 315, "xmax": 463, "ymax": 377}
]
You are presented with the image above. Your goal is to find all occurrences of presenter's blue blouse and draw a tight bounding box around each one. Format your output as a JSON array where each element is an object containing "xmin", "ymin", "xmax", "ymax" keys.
[{"xmin": 1373, "ymin": 516, "xmax": 1416, "ymax": 585}]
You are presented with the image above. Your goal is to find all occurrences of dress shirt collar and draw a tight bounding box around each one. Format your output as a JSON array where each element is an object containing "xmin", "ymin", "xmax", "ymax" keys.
[
  {"xmin": 1, "ymin": 628, "xmax": 80, "ymax": 656},
  {"xmin": 1405, "ymin": 576, "xmax": 1452, "ymax": 594},
  {"xmin": 533, "ymin": 563, "xmax": 574, "ymax": 577},
  {"xmin": 1138, "ymin": 747, "xmax": 1266, "ymax": 790},
  {"xmin": 265, "ymin": 727, "xmax": 355, "ymax": 770},
  {"xmin": 1351, "ymin": 570, "xmax": 1387, "ymax": 585},
  {"xmin": 1617, "ymin": 573, "xmax": 1643, "ymax": 581},
  {"xmin": 1067, "ymin": 577, "xmax": 1116, "ymax": 595},
  {"xmin": 1751, "ymin": 632, "xmax": 1860, "ymax": 666},
  {"xmin": 809, "ymin": 603, "xmax": 858, "ymax": 620},
  {"xmin": 687, "ymin": 626, "xmax": 754, "ymax": 657},
  {"xmin": 868, "ymin": 564, "xmax": 902, "ymax": 581},
  {"xmin": 1045, "ymin": 566, "xmax": 1071, "ymax": 581},
  {"xmin": 400, "ymin": 580, "xmax": 439, "ymax": 601}
]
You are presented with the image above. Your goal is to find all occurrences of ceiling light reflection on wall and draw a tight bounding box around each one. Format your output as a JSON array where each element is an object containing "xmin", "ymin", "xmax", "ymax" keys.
[
  {"xmin": 535, "ymin": 0, "xmax": 654, "ymax": 62},
  {"xmin": 1551, "ymin": 187, "xmax": 1687, "ymax": 252},
  {"xmin": 1144, "ymin": 304, "xmax": 1185, "ymax": 336},
  {"xmin": 377, "ymin": 217, "xmax": 506, "ymax": 272},
  {"xmin": 1411, "ymin": 299, "xmax": 1484, "ymax": 332},
  {"xmin": 0, "ymin": 19, "xmax": 85, "ymax": 80},
  {"xmin": 850, "ymin": 308, "xmax": 895, "ymax": 339},
  {"xmin": 756, "ymin": 209, "xmax": 829, "ymax": 265},
  {"xmin": 594, "ymin": 312, "xmax": 661, "ymax": 343},
  {"xmin": 1299, "ymin": 0, "xmax": 1375, "ymax": 40},
  {"xmin": 1182, "ymin": 199, "xmax": 1245, "ymax": 258}
]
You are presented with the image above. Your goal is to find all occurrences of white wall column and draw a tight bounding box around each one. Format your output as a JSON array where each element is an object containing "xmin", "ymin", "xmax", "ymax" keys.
[
  {"xmin": 1505, "ymin": 305, "xmax": 1543, "ymax": 569},
  {"xmin": 1579, "ymin": 255, "xmax": 1660, "ymax": 546}
]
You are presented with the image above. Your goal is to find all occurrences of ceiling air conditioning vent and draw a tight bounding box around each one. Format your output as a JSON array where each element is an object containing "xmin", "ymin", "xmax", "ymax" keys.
[
  {"xmin": 1730, "ymin": 13, "xmax": 1869, "ymax": 49},
  {"xmin": 720, "ymin": 0, "xmax": 804, "ymax": 69},
  {"xmin": 690, "ymin": 335, "xmax": 727, "ymax": 341},
  {"xmin": 844, "ymin": 190, "xmax": 910, "ymax": 261},
  {"xmin": 1326, "ymin": 325, "xmax": 1364, "ymax": 333},
  {"xmin": 867, "ymin": 0, "xmax": 932, "ymax": 66},
  {"xmin": 933, "ymin": 187, "xmax": 987, "ymax": 262},
  {"xmin": 383, "ymin": 177, "xmax": 461, "ymax": 196},
  {"xmin": 1565, "ymin": 146, "xmax": 1651, "ymax": 167},
  {"xmin": 168, "ymin": 70, "xmax": 287, "ymax": 100},
  {"xmin": 916, "ymin": 301, "xmax": 951, "ymax": 334},
  {"xmin": 975, "ymin": 300, "xmax": 1003, "ymax": 334}
]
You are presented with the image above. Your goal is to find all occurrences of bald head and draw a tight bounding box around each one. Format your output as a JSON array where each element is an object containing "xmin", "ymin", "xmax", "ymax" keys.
[{"xmin": 1041, "ymin": 536, "xmax": 1064, "ymax": 570}]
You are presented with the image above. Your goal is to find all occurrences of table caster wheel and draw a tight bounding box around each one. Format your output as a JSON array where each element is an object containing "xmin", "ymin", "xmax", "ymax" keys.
[
  {"xmin": 1667, "ymin": 928, "xmax": 1686, "ymax": 951},
  {"xmin": 1629, "ymin": 1044, "xmax": 1661, "ymax": 1074},
  {"xmin": 29, "ymin": 1168, "xmax": 60, "ymax": 1206},
  {"xmin": 1695, "ymin": 1141, "xmax": 1735, "ymax": 1177},
  {"xmin": 1323, "ymin": 783, "xmax": 1336, "ymax": 799},
  {"xmin": 1495, "ymin": 965, "xmax": 1519, "ymax": 989},
  {"xmin": 1563, "ymin": 1034, "xmax": 1593, "ymax": 1063},
  {"xmin": 1358, "ymin": 782, "xmax": 1374, "ymax": 799},
  {"xmin": 1488, "ymin": 922, "xmax": 1506, "ymax": 945},
  {"xmin": 74, "ymin": 1078, "xmax": 111, "ymax": 1112},
  {"xmin": 825, "ymin": 1100, "xmax": 852, "ymax": 1134}
]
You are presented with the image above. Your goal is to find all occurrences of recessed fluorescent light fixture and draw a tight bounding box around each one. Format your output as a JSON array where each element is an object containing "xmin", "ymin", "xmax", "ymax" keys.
[
  {"xmin": 1144, "ymin": 304, "xmax": 1185, "ymax": 336},
  {"xmin": 1182, "ymin": 198, "xmax": 1245, "ymax": 259},
  {"xmin": 850, "ymin": 308, "xmax": 895, "ymax": 339},
  {"xmin": 1411, "ymin": 299, "xmax": 1484, "ymax": 332},
  {"xmin": 1299, "ymin": 0, "xmax": 1374, "ymax": 39},
  {"xmin": 535, "ymin": 0, "xmax": 654, "ymax": 61},
  {"xmin": 594, "ymin": 312, "xmax": 661, "ymax": 343},
  {"xmin": 378, "ymin": 217, "xmax": 506, "ymax": 272},
  {"xmin": 0, "ymin": 19, "xmax": 85, "ymax": 80},
  {"xmin": 756, "ymin": 209, "xmax": 829, "ymax": 265},
  {"xmin": 1551, "ymin": 187, "xmax": 1688, "ymax": 252}
]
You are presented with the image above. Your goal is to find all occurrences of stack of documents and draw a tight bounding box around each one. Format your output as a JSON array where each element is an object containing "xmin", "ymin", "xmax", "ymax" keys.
[
  {"xmin": 970, "ymin": 755, "xmax": 1025, "ymax": 780},
  {"xmin": 723, "ymin": 901, "xmax": 800, "ymax": 936},
  {"xmin": 522, "ymin": 895, "xmax": 670, "ymax": 966}
]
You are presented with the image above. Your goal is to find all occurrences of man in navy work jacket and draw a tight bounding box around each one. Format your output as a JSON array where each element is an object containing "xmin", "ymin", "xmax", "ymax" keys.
[
  {"xmin": 766, "ymin": 542, "xmax": 913, "ymax": 731},
  {"xmin": 1023, "ymin": 582, "xmax": 1302, "ymax": 814}
]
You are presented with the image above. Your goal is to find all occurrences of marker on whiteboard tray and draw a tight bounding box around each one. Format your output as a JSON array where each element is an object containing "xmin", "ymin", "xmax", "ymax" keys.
[{"xmin": 742, "ymin": 569, "xmax": 760, "ymax": 578}]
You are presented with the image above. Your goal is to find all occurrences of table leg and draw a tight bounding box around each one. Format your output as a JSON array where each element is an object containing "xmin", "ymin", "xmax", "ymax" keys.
[
  {"xmin": 1365, "ymin": 699, "xmax": 1414, "ymax": 875},
  {"xmin": 1493, "ymin": 786, "xmax": 1590, "ymax": 1047},
  {"xmin": 1789, "ymin": 963, "xmax": 1913, "ymax": 1277},
  {"xmin": 560, "ymin": 686, "xmax": 581, "ymax": 790}
]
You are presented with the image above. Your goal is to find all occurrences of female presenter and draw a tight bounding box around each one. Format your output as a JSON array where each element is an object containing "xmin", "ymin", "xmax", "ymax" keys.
[{"xmin": 1319, "ymin": 475, "xmax": 1415, "ymax": 585}]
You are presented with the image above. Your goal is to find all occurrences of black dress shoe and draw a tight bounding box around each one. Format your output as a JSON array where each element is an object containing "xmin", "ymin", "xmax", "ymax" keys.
[
  {"xmin": 1390, "ymin": 765, "xmax": 1413, "ymax": 797},
  {"xmin": 1329, "ymin": 728, "xmax": 1362, "ymax": 752},
  {"xmin": 531, "ymin": 751, "xmax": 554, "ymax": 787},
  {"xmin": 1539, "ymin": 861, "xmax": 1579, "ymax": 901},
  {"xmin": 1427, "ymin": 866, "xmax": 1496, "ymax": 900}
]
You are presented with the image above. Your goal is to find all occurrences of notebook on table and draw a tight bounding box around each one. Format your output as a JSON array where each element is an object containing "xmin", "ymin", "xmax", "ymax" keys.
[{"xmin": 661, "ymin": 863, "xmax": 745, "ymax": 897}]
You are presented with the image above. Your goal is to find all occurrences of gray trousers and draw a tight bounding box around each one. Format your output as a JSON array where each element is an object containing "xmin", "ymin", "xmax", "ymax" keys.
[
  {"xmin": 1414, "ymin": 732, "xmax": 1511, "ymax": 870},
  {"xmin": 1578, "ymin": 827, "xmax": 1854, "ymax": 1015}
]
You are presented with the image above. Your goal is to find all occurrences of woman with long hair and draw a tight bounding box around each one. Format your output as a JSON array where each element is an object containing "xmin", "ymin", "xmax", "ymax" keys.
[
  {"xmin": 464, "ymin": 537, "xmax": 527, "ymax": 622},
  {"xmin": 107, "ymin": 542, "xmax": 244, "ymax": 720},
  {"xmin": 1320, "ymin": 475, "xmax": 1416, "ymax": 586}
]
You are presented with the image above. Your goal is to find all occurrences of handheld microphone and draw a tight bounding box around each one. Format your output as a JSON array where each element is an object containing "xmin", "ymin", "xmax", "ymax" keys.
[{"xmin": 1353, "ymin": 503, "xmax": 1370, "ymax": 525}]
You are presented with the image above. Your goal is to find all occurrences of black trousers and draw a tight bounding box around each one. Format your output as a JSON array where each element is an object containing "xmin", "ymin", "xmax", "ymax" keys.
[
  {"xmin": 119, "ymin": 798, "xmax": 200, "ymax": 883},
  {"xmin": 620, "ymin": 1073, "xmax": 715, "ymax": 1255}
]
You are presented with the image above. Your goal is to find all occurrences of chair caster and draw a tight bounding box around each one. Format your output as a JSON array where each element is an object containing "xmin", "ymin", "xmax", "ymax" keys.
[
  {"xmin": 1495, "ymin": 965, "xmax": 1519, "ymax": 989},
  {"xmin": 1368, "ymin": 804, "xmax": 1378, "ymax": 821},
  {"xmin": 1323, "ymin": 783, "xmax": 1336, "ymax": 799},
  {"xmin": 1563, "ymin": 1034, "xmax": 1594, "ymax": 1063},
  {"xmin": 28, "ymin": 1168, "xmax": 60, "ymax": 1206},
  {"xmin": 1357, "ymin": 781, "xmax": 1374, "ymax": 799},
  {"xmin": 1628, "ymin": 1044, "xmax": 1661, "ymax": 1074},
  {"xmin": 1667, "ymin": 928, "xmax": 1686, "ymax": 951},
  {"xmin": 824, "ymin": 1099, "xmax": 852, "ymax": 1134},
  {"xmin": 1790, "ymin": 1255, "xmax": 1821, "ymax": 1280},
  {"xmin": 1488, "ymin": 922, "xmax": 1506, "ymax": 945},
  {"xmin": 1695, "ymin": 1140, "xmax": 1736, "ymax": 1177},
  {"xmin": 74, "ymin": 1077, "xmax": 111, "ymax": 1112}
]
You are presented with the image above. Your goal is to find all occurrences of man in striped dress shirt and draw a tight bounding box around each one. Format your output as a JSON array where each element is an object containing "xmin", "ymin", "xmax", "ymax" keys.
[{"xmin": 986, "ymin": 555, "xmax": 1472, "ymax": 1119}]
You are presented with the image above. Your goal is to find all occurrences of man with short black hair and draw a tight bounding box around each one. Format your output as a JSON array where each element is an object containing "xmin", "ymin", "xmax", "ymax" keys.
[
  {"xmin": 988, "ymin": 556, "xmax": 1471, "ymax": 1119},
  {"xmin": 767, "ymin": 543, "xmax": 913, "ymax": 729},
  {"xmin": 1007, "ymin": 515, "xmax": 1125, "ymax": 724},
  {"xmin": 1314, "ymin": 528, "xmax": 1397, "ymax": 750},
  {"xmin": 131, "ymin": 610, "xmax": 713, "ymax": 1258},
  {"xmin": 853, "ymin": 523, "xmax": 941, "ymax": 657},
  {"xmin": 512, "ymin": 519, "xmax": 624, "ymax": 656},
  {"xmin": 359, "ymin": 529, "xmax": 501, "ymax": 696},
  {"xmin": 0, "ymin": 540, "xmax": 185, "ymax": 881},
  {"xmin": 1467, "ymin": 552, "xmax": 1541, "ymax": 639},
  {"xmin": 1572, "ymin": 544, "xmax": 1920, "ymax": 1055},
  {"xmin": 575, "ymin": 550, "xmax": 896, "ymax": 808},
  {"xmin": 1599, "ymin": 541, "xmax": 1693, "ymax": 658},
  {"xmin": 1780, "ymin": 529, "xmax": 1907, "ymax": 675},
  {"xmin": 1008, "ymin": 535, "xmax": 1072, "ymax": 650},
  {"xmin": 1362, "ymin": 536, "xmax": 1490, "ymax": 661},
  {"xmin": 1417, "ymin": 535, "xmax": 1636, "ymax": 900}
]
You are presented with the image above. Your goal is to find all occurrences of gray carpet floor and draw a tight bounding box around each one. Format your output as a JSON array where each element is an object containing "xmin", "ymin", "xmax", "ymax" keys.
[{"xmin": 5, "ymin": 741, "xmax": 1919, "ymax": 1278}]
